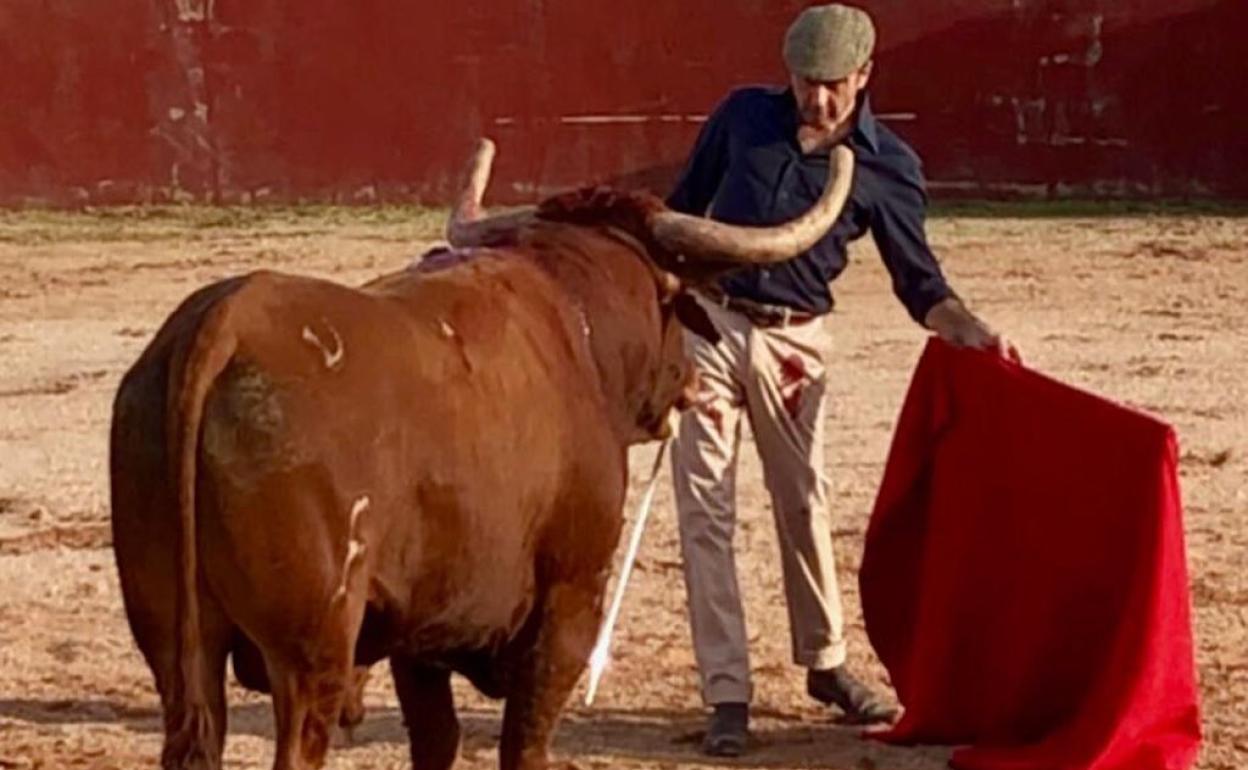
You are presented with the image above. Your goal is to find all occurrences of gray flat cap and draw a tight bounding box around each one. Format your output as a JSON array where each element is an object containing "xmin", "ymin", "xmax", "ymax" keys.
[{"xmin": 783, "ymin": 4, "xmax": 876, "ymax": 81}]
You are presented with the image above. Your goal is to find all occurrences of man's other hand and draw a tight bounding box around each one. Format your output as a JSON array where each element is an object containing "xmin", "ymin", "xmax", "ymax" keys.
[{"xmin": 924, "ymin": 296, "xmax": 1019, "ymax": 361}]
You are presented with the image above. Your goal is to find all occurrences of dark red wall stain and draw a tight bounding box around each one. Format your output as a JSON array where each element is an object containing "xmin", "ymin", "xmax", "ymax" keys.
[{"xmin": 2, "ymin": 0, "xmax": 1244, "ymax": 206}]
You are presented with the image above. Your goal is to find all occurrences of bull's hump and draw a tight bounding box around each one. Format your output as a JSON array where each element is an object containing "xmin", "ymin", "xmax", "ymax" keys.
[{"xmin": 409, "ymin": 246, "xmax": 490, "ymax": 274}]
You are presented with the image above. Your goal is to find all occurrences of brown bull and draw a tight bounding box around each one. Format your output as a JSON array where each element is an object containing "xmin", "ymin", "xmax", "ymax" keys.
[{"xmin": 109, "ymin": 139, "xmax": 854, "ymax": 770}]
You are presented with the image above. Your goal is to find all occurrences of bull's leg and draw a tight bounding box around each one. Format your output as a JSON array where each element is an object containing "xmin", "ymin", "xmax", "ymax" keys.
[
  {"xmin": 267, "ymin": 662, "xmax": 312, "ymax": 770},
  {"xmin": 263, "ymin": 603, "xmax": 366, "ymax": 770},
  {"xmin": 265, "ymin": 651, "xmax": 356, "ymax": 770},
  {"xmin": 231, "ymin": 635, "xmax": 370, "ymax": 733},
  {"xmin": 340, "ymin": 665, "xmax": 371, "ymax": 732},
  {"xmin": 391, "ymin": 656, "xmax": 460, "ymax": 770},
  {"xmin": 115, "ymin": 543, "xmax": 233, "ymax": 770},
  {"xmin": 499, "ymin": 581, "xmax": 601, "ymax": 770},
  {"xmin": 113, "ymin": 488, "xmax": 233, "ymax": 768},
  {"xmin": 156, "ymin": 599, "xmax": 233, "ymax": 770}
]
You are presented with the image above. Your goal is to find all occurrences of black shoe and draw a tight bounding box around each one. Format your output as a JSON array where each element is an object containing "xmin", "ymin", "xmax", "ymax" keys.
[
  {"xmin": 702, "ymin": 702, "xmax": 749, "ymax": 757},
  {"xmin": 806, "ymin": 666, "xmax": 898, "ymax": 725}
]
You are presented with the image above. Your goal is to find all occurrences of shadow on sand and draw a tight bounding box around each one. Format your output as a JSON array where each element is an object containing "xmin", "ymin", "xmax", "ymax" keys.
[{"xmin": 0, "ymin": 697, "xmax": 952, "ymax": 768}]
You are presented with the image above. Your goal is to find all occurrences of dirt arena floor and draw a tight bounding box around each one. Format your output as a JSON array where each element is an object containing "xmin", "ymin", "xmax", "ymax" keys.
[{"xmin": 0, "ymin": 205, "xmax": 1244, "ymax": 769}]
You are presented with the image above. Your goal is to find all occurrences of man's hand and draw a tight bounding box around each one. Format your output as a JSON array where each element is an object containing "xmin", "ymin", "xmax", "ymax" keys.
[{"xmin": 924, "ymin": 296, "xmax": 1018, "ymax": 360}]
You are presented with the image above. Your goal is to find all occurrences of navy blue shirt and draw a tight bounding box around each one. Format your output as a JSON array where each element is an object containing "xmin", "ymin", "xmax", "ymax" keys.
[{"xmin": 667, "ymin": 86, "xmax": 951, "ymax": 324}]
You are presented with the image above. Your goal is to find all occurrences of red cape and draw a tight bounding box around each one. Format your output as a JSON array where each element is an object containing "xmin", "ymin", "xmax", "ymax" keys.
[{"xmin": 860, "ymin": 338, "xmax": 1201, "ymax": 770}]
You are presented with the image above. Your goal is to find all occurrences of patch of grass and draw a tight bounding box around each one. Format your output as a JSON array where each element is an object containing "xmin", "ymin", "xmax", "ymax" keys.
[
  {"xmin": 0, "ymin": 204, "xmax": 450, "ymax": 245},
  {"xmin": 3, "ymin": 198, "xmax": 1247, "ymax": 245}
]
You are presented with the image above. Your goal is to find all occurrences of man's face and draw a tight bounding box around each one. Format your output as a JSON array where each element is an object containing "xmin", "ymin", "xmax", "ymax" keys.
[{"xmin": 790, "ymin": 62, "xmax": 872, "ymax": 131}]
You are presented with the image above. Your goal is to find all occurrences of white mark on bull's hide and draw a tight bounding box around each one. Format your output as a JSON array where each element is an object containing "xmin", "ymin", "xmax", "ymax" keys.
[
  {"xmin": 350, "ymin": 495, "xmax": 369, "ymax": 529},
  {"xmin": 439, "ymin": 320, "xmax": 456, "ymax": 338},
  {"xmin": 301, "ymin": 323, "xmax": 345, "ymax": 370},
  {"xmin": 576, "ymin": 306, "xmax": 591, "ymax": 341},
  {"xmin": 346, "ymin": 496, "xmax": 369, "ymax": 565},
  {"xmin": 331, "ymin": 496, "xmax": 370, "ymax": 605}
]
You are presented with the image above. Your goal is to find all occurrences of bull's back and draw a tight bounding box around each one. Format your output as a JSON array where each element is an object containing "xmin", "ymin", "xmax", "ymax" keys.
[{"xmin": 199, "ymin": 263, "xmax": 594, "ymax": 500}]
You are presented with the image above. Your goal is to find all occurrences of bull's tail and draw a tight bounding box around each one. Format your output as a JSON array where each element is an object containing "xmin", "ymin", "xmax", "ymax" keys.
[{"xmin": 162, "ymin": 296, "xmax": 239, "ymax": 769}]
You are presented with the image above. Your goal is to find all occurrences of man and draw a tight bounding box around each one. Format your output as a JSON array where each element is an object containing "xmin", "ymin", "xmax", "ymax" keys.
[{"xmin": 666, "ymin": 3, "xmax": 1012, "ymax": 757}]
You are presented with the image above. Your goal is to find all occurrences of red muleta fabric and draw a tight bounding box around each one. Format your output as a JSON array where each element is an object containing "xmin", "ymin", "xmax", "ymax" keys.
[{"xmin": 860, "ymin": 338, "xmax": 1201, "ymax": 770}]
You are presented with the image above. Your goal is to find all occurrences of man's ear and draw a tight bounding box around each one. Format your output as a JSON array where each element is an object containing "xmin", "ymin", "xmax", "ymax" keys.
[
  {"xmin": 857, "ymin": 60, "xmax": 874, "ymax": 88},
  {"xmin": 671, "ymin": 292, "xmax": 721, "ymax": 344}
]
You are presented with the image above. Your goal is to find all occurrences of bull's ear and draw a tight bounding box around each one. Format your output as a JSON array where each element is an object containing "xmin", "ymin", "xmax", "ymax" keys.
[{"xmin": 671, "ymin": 292, "xmax": 720, "ymax": 344}]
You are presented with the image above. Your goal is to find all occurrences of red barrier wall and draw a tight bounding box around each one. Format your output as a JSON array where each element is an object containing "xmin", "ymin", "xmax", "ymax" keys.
[{"xmin": 2, "ymin": 0, "xmax": 1245, "ymax": 206}]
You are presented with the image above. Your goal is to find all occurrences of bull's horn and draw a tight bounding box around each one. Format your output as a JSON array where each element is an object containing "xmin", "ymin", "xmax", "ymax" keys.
[
  {"xmin": 446, "ymin": 138, "xmax": 536, "ymax": 247},
  {"xmin": 649, "ymin": 145, "xmax": 855, "ymax": 263}
]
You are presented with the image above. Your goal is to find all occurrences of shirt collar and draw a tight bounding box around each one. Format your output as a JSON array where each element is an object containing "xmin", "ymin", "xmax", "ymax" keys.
[{"xmin": 853, "ymin": 93, "xmax": 881, "ymax": 155}]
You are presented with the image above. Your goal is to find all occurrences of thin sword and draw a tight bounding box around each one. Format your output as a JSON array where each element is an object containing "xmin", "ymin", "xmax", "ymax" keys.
[{"xmin": 583, "ymin": 437, "xmax": 671, "ymax": 706}]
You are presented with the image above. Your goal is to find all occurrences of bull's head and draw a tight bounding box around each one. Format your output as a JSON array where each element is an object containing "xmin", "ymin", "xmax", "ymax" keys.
[{"xmin": 444, "ymin": 138, "xmax": 855, "ymax": 442}]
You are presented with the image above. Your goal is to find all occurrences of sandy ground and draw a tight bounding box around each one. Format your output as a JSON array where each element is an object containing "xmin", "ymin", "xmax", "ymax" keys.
[{"xmin": 0, "ymin": 206, "xmax": 1244, "ymax": 770}]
